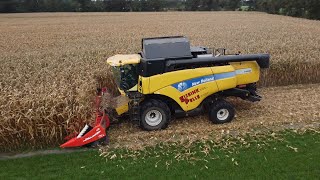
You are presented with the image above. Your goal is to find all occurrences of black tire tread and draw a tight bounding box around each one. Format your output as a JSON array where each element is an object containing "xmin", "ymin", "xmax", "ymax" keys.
[
  {"xmin": 140, "ymin": 99, "xmax": 171, "ymax": 131},
  {"xmin": 209, "ymin": 99, "xmax": 235, "ymax": 124}
]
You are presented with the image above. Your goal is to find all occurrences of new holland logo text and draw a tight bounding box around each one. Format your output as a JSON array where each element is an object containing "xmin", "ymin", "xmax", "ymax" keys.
[{"xmin": 179, "ymin": 89, "xmax": 200, "ymax": 104}]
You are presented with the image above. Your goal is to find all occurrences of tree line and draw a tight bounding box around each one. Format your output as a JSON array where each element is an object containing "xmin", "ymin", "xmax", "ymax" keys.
[
  {"xmin": 0, "ymin": 0, "xmax": 319, "ymax": 20},
  {"xmin": 255, "ymin": 0, "xmax": 320, "ymax": 20}
]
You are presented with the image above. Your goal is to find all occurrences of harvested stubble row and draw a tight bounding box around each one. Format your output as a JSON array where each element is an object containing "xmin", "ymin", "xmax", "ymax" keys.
[
  {"xmin": 105, "ymin": 84, "xmax": 320, "ymax": 150},
  {"xmin": 0, "ymin": 12, "xmax": 319, "ymax": 152}
]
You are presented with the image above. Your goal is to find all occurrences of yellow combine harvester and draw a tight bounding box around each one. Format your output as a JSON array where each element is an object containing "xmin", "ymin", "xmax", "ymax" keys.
[{"xmin": 61, "ymin": 36, "xmax": 269, "ymax": 148}]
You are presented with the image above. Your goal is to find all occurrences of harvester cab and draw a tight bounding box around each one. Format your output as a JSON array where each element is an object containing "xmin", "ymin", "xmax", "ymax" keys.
[
  {"xmin": 107, "ymin": 54, "xmax": 141, "ymax": 93},
  {"xmin": 61, "ymin": 36, "xmax": 270, "ymax": 148}
]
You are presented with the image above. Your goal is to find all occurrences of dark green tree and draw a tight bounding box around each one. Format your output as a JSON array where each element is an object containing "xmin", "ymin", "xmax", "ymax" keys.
[
  {"xmin": 149, "ymin": 0, "xmax": 164, "ymax": 11},
  {"xmin": 185, "ymin": 0, "xmax": 201, "ymax": 11},
  {"xmin": 0, "ymin": 0, "xmax": 19, "ymax": 13},
  {"xmin": 306, "ymin": 0, "xmax": 320, "ymax": 19},
  {"xmin": 76, "ymin": 0, "xmax": 91, "ymax": 11}
]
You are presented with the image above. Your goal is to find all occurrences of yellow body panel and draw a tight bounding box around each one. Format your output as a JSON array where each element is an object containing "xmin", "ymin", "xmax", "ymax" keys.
[
  {"xmin": 106, "ymin": 54, "xmax": 141, "ymax": 66},
  {"xmin": 114, "ymin": 95, "xmax": 130, "ymax": 115},
  {"xmin": 138, "ymin": 76, "xmax": 149, "ymax": 94},
  {"xmin": 211, "ymin": 65, "xmax": 237, "ymax": 91},
  {"xmin": 128, "ymin": 84, "xmax": 138, "ymax": 91},
  {"xmin": 148, "ymin": 67, "xmax": 214, "ymax": 93},
  {"xmin": 114, "ymin": 61, "xmax": 260, "ymax": 115},
  {"xmin": 119, "ymin": 88, "xmax": 126, "ymax": 96},
  {"xmin": 211, "ymin": 65, "xmax": 234, "ymax": 74},
  {"xmin": 115, "ymin": 103, "xmax": 129, "ymax": 115},
  {"xmin": 230, "ymin": 61, "xmax": 260, "ymax": 85},
  {"xmin": 138, "ymin": 61, "xmax": 260, "ymax": 112},
  {"xmin": 155, "ymin": 81, "xmax": 219, "ymax": 111}
]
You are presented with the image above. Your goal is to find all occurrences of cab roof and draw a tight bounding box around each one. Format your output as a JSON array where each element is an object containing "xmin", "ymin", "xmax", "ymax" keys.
[
  {"xmin": 106, "ymin": 54, "xmax": 141, "ymax": 66},
  {"xmin": 142, "ymin": 36, "xmax": 192, "ymax": 59}
]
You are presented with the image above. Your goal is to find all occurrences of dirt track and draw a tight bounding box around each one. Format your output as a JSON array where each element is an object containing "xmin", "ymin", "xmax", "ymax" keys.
[{"xmin": 108, "ymin": 83, "xmax": 320, "ymax": 149}]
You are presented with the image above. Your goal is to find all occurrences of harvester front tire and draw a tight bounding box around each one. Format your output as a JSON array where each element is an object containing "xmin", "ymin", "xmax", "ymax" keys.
[
  {"xmin": 140, "ymin": 99, "xmax": 171, "ymax": 131},
  {"xmin": 209, "ymin": 100, "xmax": 235, "ymax": 124}
]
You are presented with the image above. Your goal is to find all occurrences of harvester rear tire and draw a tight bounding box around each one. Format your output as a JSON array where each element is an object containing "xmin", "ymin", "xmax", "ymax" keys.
[
  {"xmin": 209, "ymin": 99, "xmax": 235, "ymax": 124},
  {"xmin": 140, "ymin": 99, "xmax": 171, "ymax": 131}
]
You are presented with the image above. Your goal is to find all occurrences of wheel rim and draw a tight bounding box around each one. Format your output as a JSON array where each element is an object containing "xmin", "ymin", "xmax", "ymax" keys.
[
  {"xmin": 145, "ymin": 110, "xmax": 163, "ymax": 126},
  {"xmin": 217, "ymin": 109, "xmax": 229, "ymax": 121}
]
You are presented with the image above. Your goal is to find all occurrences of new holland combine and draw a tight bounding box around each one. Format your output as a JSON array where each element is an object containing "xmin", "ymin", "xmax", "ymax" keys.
[{"xmin": 61, "ymin": 36, "xmax": 270, "ymax": 148}]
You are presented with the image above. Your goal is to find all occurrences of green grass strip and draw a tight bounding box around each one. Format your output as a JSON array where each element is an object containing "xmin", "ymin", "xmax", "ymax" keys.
[{"xmin": 1, "ymin": 130, "xmax": 320, "ymax": 179}]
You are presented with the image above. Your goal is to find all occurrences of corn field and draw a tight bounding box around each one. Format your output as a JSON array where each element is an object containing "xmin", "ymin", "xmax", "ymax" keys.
[{"xmin": 0, "ymin": 12, "xmax": 319, "ymax": 152}]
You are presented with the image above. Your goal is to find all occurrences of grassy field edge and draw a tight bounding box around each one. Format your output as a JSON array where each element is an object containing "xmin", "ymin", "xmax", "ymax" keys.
[{"xmin": 1, "ymin": 130, "xmax": 319, "ymax": 179}]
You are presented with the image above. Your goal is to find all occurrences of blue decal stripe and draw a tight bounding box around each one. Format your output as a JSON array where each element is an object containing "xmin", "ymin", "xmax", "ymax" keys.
[
  {"xmin": 172, "ymin": 71, "xmax": 236, "ymax": 92},
  {"xmin": 214, "ymin": 72, "xmax": 236, "ymax": 80}
]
